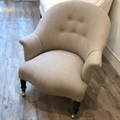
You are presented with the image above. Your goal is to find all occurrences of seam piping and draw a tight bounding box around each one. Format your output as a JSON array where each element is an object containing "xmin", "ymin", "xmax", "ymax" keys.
[
  {"xmin": 34, "ymin": 32, "xmax": 44, "ymax": 52},
  {"xmin": 85, "ymin": 50, "xmax": 102, "ymax": 61}
]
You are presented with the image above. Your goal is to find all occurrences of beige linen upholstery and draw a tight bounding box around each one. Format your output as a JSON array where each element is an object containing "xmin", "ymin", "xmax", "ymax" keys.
[
  {"xmin": 20, "ymin": 50, "xmax": 87, "ymax": 101},
  {"xmin": 39, "ymin": 0, "xmax": 113, "ymax": 16},
  {"xmin": 19, "ymin": 1, "xmax": 111, "ymax": 102},
  {"xmin": 20, "ymin": 33, "xmax": 43, "ymax": 60}
]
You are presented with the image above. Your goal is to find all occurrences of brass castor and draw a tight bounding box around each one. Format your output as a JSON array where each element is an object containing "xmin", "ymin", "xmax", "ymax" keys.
[
  {"xmin": 20, "ymin": 79, "xmax": 26, "ymax": 97},
  {"xmin": 71, "ymin": 101, "xmax": 81, "ymax": 119},
  {"xmin": 22, "ymin": 92, "xmax": 25, "ymax": 97},
  {"xmin": 71, "ymin": 114, "xmax": 76, "ymax": 119}
]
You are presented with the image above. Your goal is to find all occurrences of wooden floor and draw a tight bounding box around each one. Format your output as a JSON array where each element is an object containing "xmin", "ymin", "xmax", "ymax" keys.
[{"xmin": 0, "ymin": 1, "xmax": 120, "ymax": 120}]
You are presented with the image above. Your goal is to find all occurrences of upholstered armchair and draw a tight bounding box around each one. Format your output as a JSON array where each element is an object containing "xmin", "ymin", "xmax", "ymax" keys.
[{"xmin": 19, "ymin": 1, "xmax": 111, "ymax": 118}]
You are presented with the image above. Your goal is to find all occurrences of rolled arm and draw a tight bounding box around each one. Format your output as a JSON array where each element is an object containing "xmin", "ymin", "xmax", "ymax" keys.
[
  {"xmin": 82, "ymin": 51, "xmax": 102, "ymax": 84},
  {"xmin": 19, "ymin": 33, "xmax": 43, "ymax": 61}
]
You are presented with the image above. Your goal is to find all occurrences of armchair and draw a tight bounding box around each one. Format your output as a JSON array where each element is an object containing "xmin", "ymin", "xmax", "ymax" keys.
[{"xmin": 19, "ymin": 1, "xmax": 111, "ymax": 118}]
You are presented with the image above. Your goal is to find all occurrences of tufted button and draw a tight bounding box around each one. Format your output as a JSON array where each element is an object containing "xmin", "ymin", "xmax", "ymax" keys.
[
  {"xmin": 69, "ymin": 18, "xmax": 72, "ymax": 21},
  {"xmin": 72, "ymin": 31, "xmax": 76, "ymax": 34},
  {"xmin": 61, "ymin": 29, "xmax": 64, "ymax": 33},
  {"xmin": 83, "ymin": 35, "xmax": 86, "ymax": 38},
  {"xmin": 72, "ymin": 30, "xmax": 76, "ymax": 34},
  {"xmin": 80, "ymin": 20, "xmax": 83, "ymax": 23}
]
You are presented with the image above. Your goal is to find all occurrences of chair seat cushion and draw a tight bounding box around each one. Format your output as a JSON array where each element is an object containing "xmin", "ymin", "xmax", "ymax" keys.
[{"xmin": 19, "ymin": 50, "xmax": 87, "ymax": 101}]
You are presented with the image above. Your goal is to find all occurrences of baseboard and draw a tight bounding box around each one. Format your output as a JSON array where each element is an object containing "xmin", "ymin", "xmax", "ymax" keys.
[{"xmin": 103, "ymin": 46, "xmax": 120, "ymax": 75}]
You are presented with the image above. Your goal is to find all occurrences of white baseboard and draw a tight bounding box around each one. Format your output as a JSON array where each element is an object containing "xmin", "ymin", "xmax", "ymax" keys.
[{"xmin": 103, "ymin": 46, "xmax": 120, "ymax": 75}]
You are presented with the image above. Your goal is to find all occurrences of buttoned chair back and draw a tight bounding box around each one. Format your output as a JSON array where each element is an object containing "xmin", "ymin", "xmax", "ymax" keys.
[{"xmin": 35, "ymin": 1, "xmax": 110, "ymax": 61}]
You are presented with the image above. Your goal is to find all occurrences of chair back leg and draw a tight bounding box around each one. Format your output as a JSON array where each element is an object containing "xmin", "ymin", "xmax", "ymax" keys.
[{"xmin": 71, "ymin": 101, "xmax": 81, "ymax": 119}]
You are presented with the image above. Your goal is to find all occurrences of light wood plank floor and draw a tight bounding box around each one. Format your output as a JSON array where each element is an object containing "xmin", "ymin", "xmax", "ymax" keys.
[{"xmin": 0, "ymin": 1, "xmax": 120, "ymax": 120}]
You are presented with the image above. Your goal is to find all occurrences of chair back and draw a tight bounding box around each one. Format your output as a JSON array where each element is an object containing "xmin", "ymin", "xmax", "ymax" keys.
[{"xmin": 35, "ymin": 1, "xmax": 111, "ymax": 61}]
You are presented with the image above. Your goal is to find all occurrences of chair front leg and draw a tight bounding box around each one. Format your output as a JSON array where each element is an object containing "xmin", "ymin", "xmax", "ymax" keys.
[
  {"xmin": 20, "ymin": 79, "xmax": 26, "ymax": 97},
  {"xmin": 71, "ymin": 101, "xmax": 81, "ymax": 119}
]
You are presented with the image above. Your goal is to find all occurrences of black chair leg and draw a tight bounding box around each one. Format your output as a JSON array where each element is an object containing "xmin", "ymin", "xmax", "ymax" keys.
[
  {"xmin": 40, "ymin": 14, "xmax": 42, "ymax": 18},
  {"xmin": 71, "ymin": 101, "xmax": 81, "ymax": 119},
  {"xmin": 20, "ymin": 79, "xmax": 26, "ymax": 97}
]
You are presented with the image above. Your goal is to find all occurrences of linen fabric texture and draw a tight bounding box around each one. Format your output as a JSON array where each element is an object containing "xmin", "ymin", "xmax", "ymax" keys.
[{"xmin": 19, "ymin": 1, "xmax": 111, "ymax": 101}]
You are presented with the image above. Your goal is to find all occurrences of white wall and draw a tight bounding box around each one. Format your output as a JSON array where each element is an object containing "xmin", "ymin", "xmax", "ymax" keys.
[{"xmin": 104, "ymin": 0, "xmax": 120, "ymax": 74}]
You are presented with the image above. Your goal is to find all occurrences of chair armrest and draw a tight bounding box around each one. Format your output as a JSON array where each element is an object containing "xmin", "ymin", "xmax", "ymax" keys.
[
  {"xmin": 19, "ymin": 33, "xmax": 43, "ymax": 61},
  {"xmin": 82, "ymin": 51, "xmax": 102, "ymax": 84}
]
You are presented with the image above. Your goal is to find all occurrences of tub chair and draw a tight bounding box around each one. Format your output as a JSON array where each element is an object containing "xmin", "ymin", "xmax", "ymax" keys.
[{"xmin": 19, "ymin": 1, "xmax": 111, "ymax": 118}]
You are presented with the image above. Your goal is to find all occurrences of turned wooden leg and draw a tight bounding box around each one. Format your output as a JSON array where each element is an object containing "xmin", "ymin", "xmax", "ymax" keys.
[
  {"xmin": 71, "ymin": 101, "xmax": 81, "ymax": 119},
  {"xmin": 20, "ymin": 79, "xmax": 26, "ymax": 97}
]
